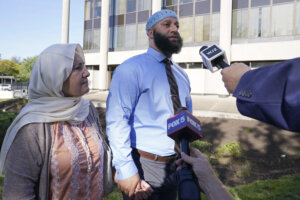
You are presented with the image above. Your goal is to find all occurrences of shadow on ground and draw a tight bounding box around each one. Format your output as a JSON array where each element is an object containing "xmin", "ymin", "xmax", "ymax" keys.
[{"xmin": 198, "ymin": 117, "xmax": 300, "ymax": 186}]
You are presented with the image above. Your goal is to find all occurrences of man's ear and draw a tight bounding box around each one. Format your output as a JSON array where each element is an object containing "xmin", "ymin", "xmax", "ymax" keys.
[{"xmin": 148, "ymin": 28, "xmax": 154, "ymax": 39}]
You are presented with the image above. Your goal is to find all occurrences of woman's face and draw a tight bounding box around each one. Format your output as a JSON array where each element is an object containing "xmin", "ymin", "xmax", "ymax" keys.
[{"xmin": 62, "ymin": 52, "xmax": 90, "ymax": 97}]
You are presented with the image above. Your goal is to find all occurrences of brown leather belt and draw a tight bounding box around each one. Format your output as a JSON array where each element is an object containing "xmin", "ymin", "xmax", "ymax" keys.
[{"xmin": 135, "ymin": 149, "xmax": 177, "ymax": 162}]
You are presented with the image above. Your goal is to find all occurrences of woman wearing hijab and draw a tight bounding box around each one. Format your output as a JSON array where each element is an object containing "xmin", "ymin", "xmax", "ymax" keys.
[{"xmin": 0, "ymin": 43, "xmax": 112, "ymax": 199}]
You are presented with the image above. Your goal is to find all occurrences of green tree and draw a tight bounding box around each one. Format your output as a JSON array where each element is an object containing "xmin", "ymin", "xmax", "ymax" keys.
[
  {"xmin": 18, "ymin": 56, "xmax": 37, "ymax": 82},
  {"xmin": 0, "ymin": 60, "xmax": 20, "ymax": 76}
]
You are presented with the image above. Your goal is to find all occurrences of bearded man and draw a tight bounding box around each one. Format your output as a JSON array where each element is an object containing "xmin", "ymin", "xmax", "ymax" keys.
[{"xmin": 106, "ymin": 9, "xmax": 192, "ymax": 200}]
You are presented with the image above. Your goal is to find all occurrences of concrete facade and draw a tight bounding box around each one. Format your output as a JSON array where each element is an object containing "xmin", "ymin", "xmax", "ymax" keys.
[{"xmin": 65, "ymin": 0, "xmax": 300, "ymax": 94}]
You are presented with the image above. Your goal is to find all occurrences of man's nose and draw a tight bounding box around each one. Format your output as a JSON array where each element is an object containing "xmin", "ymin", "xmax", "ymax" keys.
[{"xmin": 170, "ymin": 24, "xmax": 178, "ymax": 32}]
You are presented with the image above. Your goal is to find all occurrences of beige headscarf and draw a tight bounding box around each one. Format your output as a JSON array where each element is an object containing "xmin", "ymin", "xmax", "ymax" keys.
[{"xmin": 0, "ymin": 43, "xmax": 90, "ymax": 173}]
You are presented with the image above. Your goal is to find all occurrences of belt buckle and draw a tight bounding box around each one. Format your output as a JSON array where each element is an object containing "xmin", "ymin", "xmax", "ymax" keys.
[{"xmin": 154, "ymin": 154, "xmax": 158, "ymax": 161}]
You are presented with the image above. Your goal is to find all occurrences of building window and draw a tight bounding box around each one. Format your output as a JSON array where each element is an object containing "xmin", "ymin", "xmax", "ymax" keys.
[
  {"xmin": 84, "ymin": 0, "xmax": 102, "ymax": 50},
  {"xmin": 84, "ymin": 29, "xmax": 93, "ymax": 49},
  {"xmin": 195, "ymin": 1, "xmax": 210, "ymax": 15},
  {"xmin": 138, "ymin": 0, "xmax": 150, "ymax": 11},
  {"xmin": 232, "ymin": 0, "xmax": 248, "ymax": 9},
  {"xmin": 212, "ymin": 0, "xmax": 220, "ymax": 12},
  {"xmin": 94, "ymin": 0, "xmax": 101, "ymax": 18},
  {"xmin": 164, "ymin": 0, "xmax": 220, "ymax": 44},
  {"xmin": 249, "ymin": 6, "xmax": 270, "ymax": 38},
  {"xmin": 181, "ymin": 0, "xmax": 193, "ymax": 3},
  {"xmin": 87, "ymin": 65, "xmax": 100, "ymax": 70},
  {"xmin": 137, "ymin": 23, "xmax": 148, "ymax": 47},
  {"xmin": 127, "ymin": 0, "xmax": 136, "ymax": 12},
  {"xmin": 166, "ymin": 0, "xmax": 178, "ymax": 6},
  {"xmin": 109, "ymin": 27, "xmax": 114, "ymax": 50},
  {"xmin": 232, "ymin": 0, "xmax": 299, "ymax": 41},
  {"xmin": 195, "ymin": 0, "xmax": 220, "ymax": 42},
  {"xmin": 180, "ymin": 17, "xmax": 194, "ymax": 43},
  {"xmin": 211, "ymin": 12, "xmax": 220, "ymax": 41},
  {"xmin": 93, "ymin": 29, "xmax": 100, "ymax": 49},
  {"xmin": 125, "ymin": 24, "xmax": 136, "ymax": 47},
  {"xmin": 250, "ymin": 61, "xmax": 280, "ymax": 68},
  {"xmin": 85, "ymin": 0, "xmax": 93, "ymax": 20},
  {"xmin": 297, "ymin": 0, "xmax": 300, "ymax": 34},
  {"xmin": 178, "ymin": 62, "xmax": 203, "ymax": 69},
  {"xmin": 251, "ymin": 0, "xmax": 270, "ymax": 7},
  {"xmin": 108, "ymin": 0, "xmax": 151, "ymax": 51},
  {"xmin": 232, "ymin": 8, "xmax": 248, "ymax": 38},
  {"xmin": 138, "ymin": 10, "xmax": 150, "ymax": 22},
  {"xmin": 115, "ymin": 0, "xmax": 126, "ymax": 15},
  {"xmin": 187, "ymin": 62, "xmax": 203, "ymax": 69},
  {"xmin": 84, "ymin": 0, "xmax": 93, "ymax": 50},
  {"xmin": 195, "ymin": 15, "xmax": 210, "ymax": 42},
  {"xmin": 126, "ymin": 12, "xmax": 136, "ymax": 24},
  {"xmin": 272, "ymin": 3, "xmax": 294, "ymax": 36},
  {"xmin": 84, "ymin": 0, "xmax": 224, "ymax": 51},
  {"xmin": 113, "ymin": 25, "xmax": 125, "ymax": 48},
  {"xmin": 179, "ymin": 3, "xmax": 193, "ymax": 17}
]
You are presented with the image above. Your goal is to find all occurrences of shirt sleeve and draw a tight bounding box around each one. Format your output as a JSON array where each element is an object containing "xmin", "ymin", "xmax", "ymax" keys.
[
  {"xmin": 106, "ymin": 63, "xmax": 140, "ymax": 180},
  {"xmin": 183, "ymin": 69, "xmax": 193, "ymax": 114},
  {"xmin": 186, "ymin": 76, "xmax": 193, "ymax": 113},
  {"xmin": 187, "ymin": 95, "xmax": 193, "ymax": 113}
]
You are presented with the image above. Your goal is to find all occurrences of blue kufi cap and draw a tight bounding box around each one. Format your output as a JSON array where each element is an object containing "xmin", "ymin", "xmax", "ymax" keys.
[{"xmin": 146, "ymin": 9, "xmax": 178, "ymax": 35}]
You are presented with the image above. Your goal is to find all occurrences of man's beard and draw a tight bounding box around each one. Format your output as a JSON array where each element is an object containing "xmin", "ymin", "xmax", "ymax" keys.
[{"xmin": 153, "ymin": 29, "xmax": 183, "ymax": 56}]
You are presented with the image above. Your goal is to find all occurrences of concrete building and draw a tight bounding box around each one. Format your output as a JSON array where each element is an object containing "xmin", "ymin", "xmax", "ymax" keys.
[{"xmin": 75, "ymin": 0, "xmax": 300, "ymax": 94}]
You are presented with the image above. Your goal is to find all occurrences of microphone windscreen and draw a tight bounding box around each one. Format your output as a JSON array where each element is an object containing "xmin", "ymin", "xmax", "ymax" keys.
[
  {"xmin": 199, "ymin": 46, "xmax": 208, "ymax": 53},
  {"xmin": 167, "ymin": 110, "xmax": 203, "ymax": 142}
]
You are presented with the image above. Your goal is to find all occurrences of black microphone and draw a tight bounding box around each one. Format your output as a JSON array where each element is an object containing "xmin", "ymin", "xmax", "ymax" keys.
[
  {"xmin": 167, "ymin": 107, "xmax": 203, "ymax": 200},
  {"xmin": 199, "ymin": 44, "xmax": 229, "ymax": 73}
]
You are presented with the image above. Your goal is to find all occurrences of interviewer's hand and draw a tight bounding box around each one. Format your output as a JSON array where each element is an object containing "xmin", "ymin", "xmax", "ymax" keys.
[
  {"xmin": 221, "ymin": 63, "xmax": 250, "ymax": 93},
  {"xmin": 176, "ymin": 147, "xmax": 214, "ymax": 182},
  {"xmin": 176, "ymin": 147, "xmax": 235, "ymax": 200}
]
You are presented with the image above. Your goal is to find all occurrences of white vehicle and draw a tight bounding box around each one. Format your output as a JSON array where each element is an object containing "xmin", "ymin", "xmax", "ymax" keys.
[{"xmin": 0, "ymin": 76, "xmax": 15, "ymax": 91}]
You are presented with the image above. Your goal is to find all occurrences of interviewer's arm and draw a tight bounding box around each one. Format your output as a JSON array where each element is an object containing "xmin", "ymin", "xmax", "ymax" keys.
[
  {"xmin": 222, "ymin": 58, "xmax": 300, "ymax": 132},
  {"xmin": 177, "ymin": 147, "xmax": 234, "ymax": 200},
  {"xmin": 221, "ymin": 63, "xmax": 250, "ymax": 94}
]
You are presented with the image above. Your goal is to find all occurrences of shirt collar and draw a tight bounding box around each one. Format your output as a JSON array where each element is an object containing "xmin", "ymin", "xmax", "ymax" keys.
[{"xmin": 147, "ymin": 47, "xmax": 173, "ymax": 63}]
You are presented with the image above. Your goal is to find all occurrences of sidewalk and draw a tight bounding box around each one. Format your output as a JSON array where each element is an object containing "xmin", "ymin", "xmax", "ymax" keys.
[{"xmin": 84, "ymin": 90, "xmax": 251, "ymax": 120}]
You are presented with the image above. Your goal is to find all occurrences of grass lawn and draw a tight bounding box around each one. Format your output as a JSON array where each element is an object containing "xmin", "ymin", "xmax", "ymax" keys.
[
  {"xmin": 103, "ymin": 173, "xmax": 300, "ymax": 200},
  {"xmin": 1, "ymin": 173, "xmax": 297, "ymax": 200},
  {"xmin": 229, "ymin": 173, "xmax": 300, "ymax": 200},
  {"xmin": 0, "ymin": 99, "xmax": 11, "ymax": 103},
  {"xmin": 0, "ymin": 175, "xmax": 3, "ymax": 199}
]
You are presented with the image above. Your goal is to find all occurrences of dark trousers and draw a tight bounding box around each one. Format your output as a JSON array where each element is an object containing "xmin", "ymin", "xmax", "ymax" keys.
[{"xmin": 122, "ymin": 150, "xmax": 177, "ymax": 200}]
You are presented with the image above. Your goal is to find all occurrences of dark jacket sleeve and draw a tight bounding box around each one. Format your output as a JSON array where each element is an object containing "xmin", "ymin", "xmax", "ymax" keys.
[
  {"xmin": 3, "ymin": 123, "xmax": 49, "ymax": 200},
  {"xmin": 233, "ymin": 57, "xmax": 300, "ymax": 132}
]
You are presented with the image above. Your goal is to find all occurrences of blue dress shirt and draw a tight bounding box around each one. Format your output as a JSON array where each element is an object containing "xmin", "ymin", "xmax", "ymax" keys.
[{"xmin": 106, "ymin": 47, "xmax": 192, "ymax": 180}]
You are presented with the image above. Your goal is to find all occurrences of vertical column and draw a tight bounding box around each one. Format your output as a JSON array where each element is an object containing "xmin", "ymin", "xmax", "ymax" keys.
[
  {"xmin": 219, "ymin": 0, "xmax": 232, "ymax": 63},
  {"xmin": 99, "ymin": 0, "xmax": 109, "ymax": 90},
  {"xmin": 152, "ymin": 0, "xmax": 162, "ymax": 14},
  {"xmin": 218, "ymin": 0, "xmax": 232, "ymax": 95},
  {"xmin": 61, "ymin": 0, "xmax": 70, "ymax": 44}
]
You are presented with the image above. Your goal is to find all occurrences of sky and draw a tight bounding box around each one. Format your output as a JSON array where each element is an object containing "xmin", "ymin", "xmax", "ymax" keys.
[{"xmin": 0, "ymin": 0, "xmax": 84, "ymax": 60}]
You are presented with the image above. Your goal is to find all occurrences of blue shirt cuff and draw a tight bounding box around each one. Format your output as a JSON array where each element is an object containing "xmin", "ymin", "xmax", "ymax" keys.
[{"xmin": 116, "ymin": 160, "xmax": 138, "ymax": 180}]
